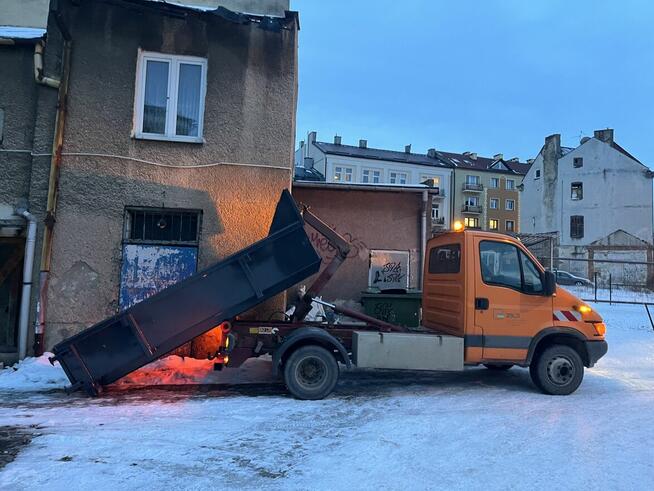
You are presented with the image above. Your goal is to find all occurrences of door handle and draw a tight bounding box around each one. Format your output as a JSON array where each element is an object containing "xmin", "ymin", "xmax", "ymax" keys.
[{"xmin": 475, "ymin": 297, "xmax": 489, "ymax": 310}]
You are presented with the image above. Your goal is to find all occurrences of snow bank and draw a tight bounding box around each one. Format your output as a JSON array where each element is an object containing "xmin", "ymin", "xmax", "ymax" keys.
[
  {"xmin": 0, "ymin": 353, "xmax": 69, "ymax": 392},
  {"xmin": 0, "ymin": 352, "xmax": 275, "ymax": 393}
]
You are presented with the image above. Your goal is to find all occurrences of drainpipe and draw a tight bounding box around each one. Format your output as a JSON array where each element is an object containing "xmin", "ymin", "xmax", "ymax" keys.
[
  {"xmin": 420, "ymin": 190, "xmax": 428, "ymax": 286},
  {"xmin": 34, "ymin": 2, "xmax": 72, "ymax": 356},
  {"xmin": 34, "ymin": 41, "xmax": 61, "ymax": 89},
  {"xmin": 15, "ymin": 208, "xmax": 37, "ymax": 360}
]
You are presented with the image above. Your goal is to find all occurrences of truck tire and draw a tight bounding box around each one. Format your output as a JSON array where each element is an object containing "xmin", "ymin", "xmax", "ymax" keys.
[
  {"xmin": 530, "ymin": 345, "xmax": 584, "ymax": 395},
  {"xmin": 484, "ymin": 363, "xmax": 513, "ymax": 370},
  {"xmin": 283, "ymin": 345, "xmax": 339, "ymax": 400}
]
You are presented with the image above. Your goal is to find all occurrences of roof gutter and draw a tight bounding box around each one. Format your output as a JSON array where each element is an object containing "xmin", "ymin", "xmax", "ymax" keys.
[{"xmin": 293, "ymin": 181, "xmax": 442, "ymax": 194}]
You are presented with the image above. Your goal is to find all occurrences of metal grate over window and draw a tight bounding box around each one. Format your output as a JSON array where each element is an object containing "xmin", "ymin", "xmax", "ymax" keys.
[{"xmin": 125, "ymin": 208, "xmax": 201, "ymax": 245}]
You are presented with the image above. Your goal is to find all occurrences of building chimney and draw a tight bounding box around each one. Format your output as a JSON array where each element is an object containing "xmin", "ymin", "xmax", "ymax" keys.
[
  {"xmin": 304, "ymin": 157, "xmax": 314, "ymax": 169},
  {"xmin": 359, "ymin": 139, "xmax": 367, "ymax": 149},
  {"xmin": 308, "ymin": 131, "xmax": 317, "ymax": 144},
  {"xmin": 527, "ymin": 158, "xmax": 534, "ymax": 164},
  {"xmin": 463, "ymin": 152, "xmax": 478, "ymax": 160},
  {"xmin": 493, "ymin": 153, "xmax": 504, "ymax": 161},
  {"xmin": 299, "ymin": 140, "xmax": 304, "ymax": 147},
  {"xmin": 427, "ymin": 148, "xmax": 437, "ymax": 158},
  {"xmin": 405, "ymin": 144, "xmax": 411, "ymax": 153},
  {"xmin": 508, "ymin": 157, "xmax": 519, "ymax": 162},
  {"xmin": 594, "ymin": 128, "xmax": 614, "ymax": 144},
  {"xmin": 334, "ymin": 135, "xmax": 342, "ymax": 145}
]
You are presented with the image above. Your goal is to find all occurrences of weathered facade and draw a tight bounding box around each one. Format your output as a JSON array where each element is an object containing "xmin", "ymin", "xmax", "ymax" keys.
[
  {"xmin": 292, "ymin": 182, "xmax": 432, "ymax": 302},
  {"xmin": 520, "ymin": 130, "xmax": 653, "ymax": 280},
  {"xmin": 0, "ymin": 0, "xmax": 298, "ymax": 361}
]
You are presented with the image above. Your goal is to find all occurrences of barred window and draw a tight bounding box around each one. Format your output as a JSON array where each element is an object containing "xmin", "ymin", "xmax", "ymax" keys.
[
  {"xmin": 570, "ymin": 215, "xmax": 584, "ymax": 239},
  {"xmin": 125, "ymin": 208, "xmax": 202, "ymax": 244}
]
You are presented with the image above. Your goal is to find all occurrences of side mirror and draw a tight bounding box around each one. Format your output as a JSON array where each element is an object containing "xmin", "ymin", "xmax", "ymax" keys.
[{"xmin": 543, "ymin": 271, "xmax": 556, "ymax": 296}]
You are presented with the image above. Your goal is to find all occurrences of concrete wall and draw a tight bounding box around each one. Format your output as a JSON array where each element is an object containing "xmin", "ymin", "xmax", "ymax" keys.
[
  {"xmin": 452, "ymin": 169, "xmax": 521, "ymax": 233},
  {"xmin": 291, "ymin": 186, "xmax": 423, "ymax": 302},
  {"xmin": 521, "ymin": 135, "xmax": 653, "ymax": 246},
  {"xmin": 38, "ymin": 0, "xmax": 298, "ymax": 353}
]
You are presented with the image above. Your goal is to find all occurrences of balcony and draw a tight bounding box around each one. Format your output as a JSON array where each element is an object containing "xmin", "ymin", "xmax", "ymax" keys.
[
  {"xmin": 462, "ymin": 204, "xmax": 483, "ymax": 214},
  {"xmin": 432, "ymin": 216, "xmax": 445, "ymax": 226},
  {"xmin": 462, "ymin": 182, "xmax": 483, "ymax": 192}
]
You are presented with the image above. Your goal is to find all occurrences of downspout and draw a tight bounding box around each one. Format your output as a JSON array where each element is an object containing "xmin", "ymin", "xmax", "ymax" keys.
[
  {"xmin": 420, "ymin": 190, "xmax": 428, "ymax": 286},
  {"xmin": 34, "ymin": 3, "xmax": 72, "ymax": 356},
  {"xmin": 34, "ymin": 41, "xmax": 61, "ymax": 89},
  {"xmin": 15, "ymin": 208, "xmax": 37, "ymax": 360}
]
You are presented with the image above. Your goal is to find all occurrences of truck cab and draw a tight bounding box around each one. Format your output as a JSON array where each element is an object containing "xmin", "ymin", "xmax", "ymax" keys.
[{"xmin": 423, "ymin": 228, "xmax": 608, "ymax": 395}]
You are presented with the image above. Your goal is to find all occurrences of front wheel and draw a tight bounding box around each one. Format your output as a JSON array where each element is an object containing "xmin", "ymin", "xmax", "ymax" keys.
[
  {"xmin": 530, "ymin": 345, "xmax": 584, "ymax": 395},
  {"xmin": 283, "ymin": 345, "xmax": 339, "ymax": 400}
]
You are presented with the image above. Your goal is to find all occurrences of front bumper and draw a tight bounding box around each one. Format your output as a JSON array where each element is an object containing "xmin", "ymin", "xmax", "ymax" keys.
[{"xmin": 585, "ymin": 340, "xmax": 608, "ymax": 367}]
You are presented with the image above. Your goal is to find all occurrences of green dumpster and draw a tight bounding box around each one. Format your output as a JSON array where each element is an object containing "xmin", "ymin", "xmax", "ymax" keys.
[{"xmin": 360, "ymin": 289, "xmax": 422, "ymax": 327}]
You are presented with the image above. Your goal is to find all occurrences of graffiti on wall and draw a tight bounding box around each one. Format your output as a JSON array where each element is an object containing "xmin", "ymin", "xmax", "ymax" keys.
[
  {"xmin": 368, "ymin": 250, "xmax": 410, "ymax": 290},
  {"xmin": 309, "ymin": 229, "xmax": 368, "ymax": 261}
]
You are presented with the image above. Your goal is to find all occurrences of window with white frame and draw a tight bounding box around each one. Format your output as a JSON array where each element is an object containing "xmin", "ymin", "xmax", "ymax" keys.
[
  {"xmin": 505, "ymin": 179, "xmax": 515, "ymax": 190},
  {"xmin": 465, "ymin": 196, "xmax": 479, "ymax": 206},
  {"xmin": 389, "ymin": 171, "xmax": 408, "ymax": 185},
  {"xmin": 505, "ymin": 220, "xmax": 515, "ymax": 232},
  {"xmin": 489, "ymin": 219, "xmax": 499, "ymax": 230},
  {"xmin": 464, "ymin": 217, "xmax": 479, "ymax": 228},
  {"xmin": 489, "ymin": 198, "xmax": 498, "ymax": 209},
  {"xmin": 490, "ymin": 177, "xmax": 499, "ymax": 188},
  {"xmin": 362, "ymin": 168, "xmax": 382, "ymax": 184},
  {"xmin": 334, "ymin": 165, "xmax": 354, "ymax": 182},
  {"xmin": 466, "ymin": 175, "xmax": 480, "ymax": 184},
  {"xmin": 505, "ymin": 199, "xmax": 515, "ymax": 211},
  {"xmin": 134, "ymin": 51, "xmax": 207, "ymax": 142},
  {"xmin": 431, "ymin": 202, "xmax": 440, "ymax": 220}
]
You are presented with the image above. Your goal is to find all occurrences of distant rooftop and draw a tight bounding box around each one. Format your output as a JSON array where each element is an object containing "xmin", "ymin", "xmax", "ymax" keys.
[{"xmin": 311, "ymin": 138, "xmax": 530, "ymax": 175}]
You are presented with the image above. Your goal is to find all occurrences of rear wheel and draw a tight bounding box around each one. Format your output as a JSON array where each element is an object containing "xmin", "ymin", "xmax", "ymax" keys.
[
  {"xmin": 530, "ymin": 345, "xmax": 584, "ymax": 395},
  {"xmin": 483, "ymin": 363, "xmax": 513, "ymax": 371},
  {"xmin": 283, "ymin": 345, "xmax": 339, "ymax": 400}
]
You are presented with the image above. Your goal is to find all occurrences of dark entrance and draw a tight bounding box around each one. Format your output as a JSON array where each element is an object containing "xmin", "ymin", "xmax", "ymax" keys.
[{"xmin": 0, "ymin": 238, "xmax": 24, "ymax": 354}]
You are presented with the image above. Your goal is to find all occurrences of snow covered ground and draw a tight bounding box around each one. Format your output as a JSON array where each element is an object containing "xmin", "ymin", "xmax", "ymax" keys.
[{"xmin": 1, "ymin": 302, "xmax": 653, "ymax": 490}]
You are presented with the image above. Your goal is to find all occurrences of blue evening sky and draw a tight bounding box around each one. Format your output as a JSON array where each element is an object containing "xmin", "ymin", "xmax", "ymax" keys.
[{"xmin": 291, "ymin": 0, "xmax": 654, "ymax": 164}]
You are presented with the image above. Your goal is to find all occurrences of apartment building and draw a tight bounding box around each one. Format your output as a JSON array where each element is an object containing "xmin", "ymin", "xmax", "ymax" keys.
[
  {"xmin": 438, "ymin": 152, "xmax": 530, "ymax": 233},
  {"xmin": 296, "ymin": 132, "xmax": 453, "ymax": 230}
]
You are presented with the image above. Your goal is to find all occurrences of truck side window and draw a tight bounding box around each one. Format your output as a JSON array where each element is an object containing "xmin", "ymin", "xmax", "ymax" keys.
[
  {"xmin": 479, "ymin": 242, "xmax": 521, "ymax": 289},
  {"xmin": 480, "ymin": 241, "xmax": 544, "ymax": 294},
  {"xmin": 428, "ymin": 244, "xmax": 461, "ymax": 274}
]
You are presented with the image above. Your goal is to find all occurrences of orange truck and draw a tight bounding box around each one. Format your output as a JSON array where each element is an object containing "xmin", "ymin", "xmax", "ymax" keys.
[{"xmin": 221, "ymin": 224, "xmax": 608, "ymax": 399}]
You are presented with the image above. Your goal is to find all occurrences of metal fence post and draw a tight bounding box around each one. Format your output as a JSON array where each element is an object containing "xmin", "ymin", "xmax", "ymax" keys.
[
  {"xmin": 645, "ymin": 304, "xmax": 654, "ymax": 332},
  {"xmin": 609, "ymin": 273, "xmax": 612, "ymax": 305},
  {"xmin": 594, "ymin": 271, "xmax": 598, "ymax": 302}
]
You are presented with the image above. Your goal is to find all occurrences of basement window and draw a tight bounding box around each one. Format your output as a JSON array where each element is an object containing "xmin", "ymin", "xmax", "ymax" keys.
[
  {"xmin": 570, "ymin": 215, "xmax": 584, "ymax": 239},
  {"xmin": 133, "ymin": 51, "xmax": 207, "ymax": 143},
  {"xmin": 125, "ymin": 207, "xmax": 202, "ymax": 245},
  {"xmin": 571, "ymin": 182, "xmax": 583, "ymax": 200}
]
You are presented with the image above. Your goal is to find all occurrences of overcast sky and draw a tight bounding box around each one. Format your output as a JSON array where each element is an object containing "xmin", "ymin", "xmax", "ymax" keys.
[{"xmin": 290, "ymin": 0, "xmax": 654, "ymax": 164}]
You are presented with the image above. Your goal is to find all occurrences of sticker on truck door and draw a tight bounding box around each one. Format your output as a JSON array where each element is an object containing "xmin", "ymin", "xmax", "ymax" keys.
[{"xmin": 494, "ymin": 310, "xmax": 520, "ymax": 320}]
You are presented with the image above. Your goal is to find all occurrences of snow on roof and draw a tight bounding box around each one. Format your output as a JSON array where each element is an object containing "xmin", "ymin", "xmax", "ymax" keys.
[{"xmin": 0, "ymin": 25, "xmax": 46, "ymax": 40}]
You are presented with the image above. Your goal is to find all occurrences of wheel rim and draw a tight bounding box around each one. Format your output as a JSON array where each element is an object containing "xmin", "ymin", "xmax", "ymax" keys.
[
  {"xmin": 547, "ymin": 355, "xmax": 575, "ymax": 386},
  {"xmin": 295, "ymin": 356, "xmax": 326, "ymax": 389}
]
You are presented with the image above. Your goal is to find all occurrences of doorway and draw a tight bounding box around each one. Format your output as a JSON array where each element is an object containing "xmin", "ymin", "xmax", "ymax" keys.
[{"xmin": 0, "ymin": 238, "xmax": 24, "ymax": 355}]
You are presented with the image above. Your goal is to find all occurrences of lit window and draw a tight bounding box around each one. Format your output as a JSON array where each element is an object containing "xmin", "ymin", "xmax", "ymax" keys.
[
  {"xmin": 489, "ymin": 219, "xmax": 499, "ymax": 230},
  {"xmin": 489, "ymin": 198, "xmax": 498, "ymax": 209},
  {"xmin": 490, "ymin": 178, "xmax": 499, "ymax": 188},
  {"xmin": 505, "ymin": 199, "xmax": 515, "ymax": 211},
  {"xmin": 505, "ymin": 179, "xmax": 515, "ymax": 190},
  {"xmin": 134, "ymin": 51, "xmax": 207, "ymax": 142},
  {"xmin": 505, "ymin": 220, "xmax": 515, "ymax": 232},
  {"xmin": 334, "ymin": 166, "xmax": 354, "ymax": 182},
  {"xmin": 421, "ymin": 175, "xmax": 441, "ymax": 187},
  {"xmin": 390, "ymin": 171, "xmax": 408, "ymax": 185},
  {"xmin": 571, "ymin": 182, "xmax": 583, "ymax": 200},
  {"xmin": 464, "ymin": 217, "xmax": 479, "ymax": 228}
]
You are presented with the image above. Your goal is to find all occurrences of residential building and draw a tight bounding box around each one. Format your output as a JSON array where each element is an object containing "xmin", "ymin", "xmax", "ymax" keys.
[
  {"xmin": 438, "ymin": 152, "xmax": 530, "ymax": 233},
  {"xmin": 296, "ymin": 132, "xmax": 453, "ymax": 231},
  {"xmin": 0, "ymin": 0, "xmax": 298, "ymax": 362},
  {"xmin": 520, "ymin": 130, "xmax": 653, "ymax": 282}
]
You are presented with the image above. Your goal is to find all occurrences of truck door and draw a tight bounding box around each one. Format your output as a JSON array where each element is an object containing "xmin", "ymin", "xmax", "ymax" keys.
[{"xmin": 473, "ymin": 238, "xmax": 552, "ymax": 363}]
